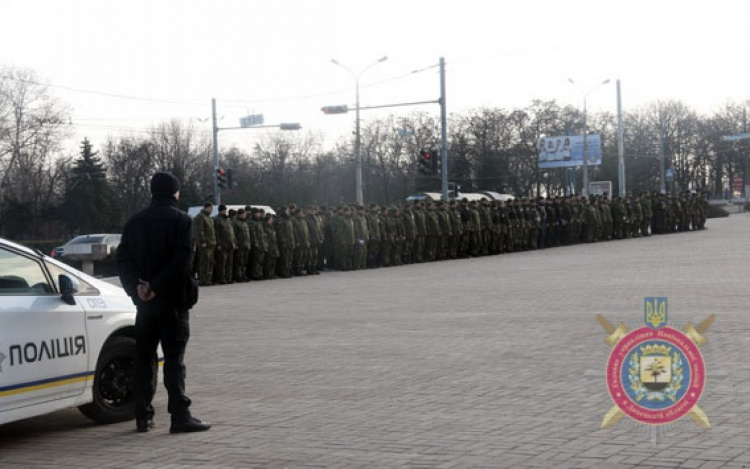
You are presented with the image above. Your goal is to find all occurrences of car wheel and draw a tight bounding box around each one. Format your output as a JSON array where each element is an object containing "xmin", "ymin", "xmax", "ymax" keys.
[{"xmin": 78, "ymin": 336, "xmax": 140, "ymax": 424}]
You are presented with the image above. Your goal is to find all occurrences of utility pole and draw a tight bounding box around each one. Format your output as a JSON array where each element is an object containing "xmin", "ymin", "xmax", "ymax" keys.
[
  {"xmin": 744, "ymin": 108, "xmax": 748, "ymax": 200},
  {"xmin": 582, "ymin": 99, "xmax": 589, "ymax": 196},
  {"xmin": 439, "ymin": 57, "xmax": 448, "ymax": 201},
  {"xmin": 617, "ymin": 80, "xmax": 625, "ymax": 197},
  {"xmin": 211, "ymin": 98, "xmax": 301, "ymax": 206},
  {"xmin": 212, "ymin": 98, "xmax": 220, "ymax": 205},
  {"xmin": 330, "ymin": 56, "xmax": 388, "ymax": 205},
  {"xmin": 568, "ymin": 78, "xmax": 610, "ymax": 197},
  {"xmin": 660, "ymin": 135, "xmax": 666, "ymax": 194}
]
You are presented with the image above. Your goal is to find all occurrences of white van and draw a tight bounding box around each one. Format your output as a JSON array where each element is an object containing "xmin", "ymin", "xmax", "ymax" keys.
[{"xmin": 186, "ymin": 204, "xmax": 276, "ymax": 218}]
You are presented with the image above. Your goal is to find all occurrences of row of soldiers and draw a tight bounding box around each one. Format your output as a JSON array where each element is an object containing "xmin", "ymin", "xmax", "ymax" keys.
[{"xmin": 191, "ymin": 190, "xmax": 709, "ymax": 284}]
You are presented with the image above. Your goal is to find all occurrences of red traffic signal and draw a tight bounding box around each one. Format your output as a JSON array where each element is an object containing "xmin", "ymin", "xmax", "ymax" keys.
[
  {"xmin": 321, "ymin": 105, "xmax": 349, "ymax": 115},
  {"xmin": 216, "ymin": 168, "xmax": 227, "ymax": 189},
  {"xmin": 418, "ymin": 149, "xmax": 434, "ymax": 175}
]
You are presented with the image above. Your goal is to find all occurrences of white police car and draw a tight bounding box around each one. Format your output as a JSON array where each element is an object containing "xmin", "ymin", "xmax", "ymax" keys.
[{"xmin": 0, "ymin": 236, "xmax": 152, "ymax": 425}]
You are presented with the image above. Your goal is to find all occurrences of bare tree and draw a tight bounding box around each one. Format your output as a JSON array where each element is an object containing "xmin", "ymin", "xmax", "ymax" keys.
[
  {"xmin": 149, "ymin": 119, "xmax": 212, "ymax": 206},
  {"xmin": 103, "ymin": 136, "xmax": 154, "ymax": 218},
  {"xmin": 0, "ymin": 66, "xmax": 71, "ymax": 237}
]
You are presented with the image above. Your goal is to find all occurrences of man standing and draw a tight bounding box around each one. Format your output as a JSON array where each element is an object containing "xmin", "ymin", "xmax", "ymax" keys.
[
  {"xmin": 193, "ymin": 202, "xmax": 216, "ymax": 286},
  {"xmin": 306, "ymin": 205, "xmax": 323, "ymax": 275},
  {"xmin": 212, "ymin": 205, "xmax": 236, "ymax": 284},
  {"xmin": 247, "ymin": 207, "xmax": 268, "ymax": 280},
  {"xmin": 275, "ymin": 206, "xmax": 297, "ymax": 278},
  {"xmin": 292, "ymin": 207, "xmax": 311, "ymax": 276},
  {"xmin": 262, "ymin": 213, "xmax": 279, "ymax": 279},
  {"xmin": 116, "ymin": 172, "xmax": 210, "ymax": 434},
  {"xmin": 232, "ymin": 208, "xmax": 251, "ymax": 282}
]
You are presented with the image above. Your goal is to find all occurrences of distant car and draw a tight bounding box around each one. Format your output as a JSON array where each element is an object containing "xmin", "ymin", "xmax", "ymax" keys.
[
  {"xmin": 51, "ymin": 234, "xmax": 121, "ymax": 260},
  {"xmin": 0, "ymin": 236, "xmax": 157, "ymax": 426}
]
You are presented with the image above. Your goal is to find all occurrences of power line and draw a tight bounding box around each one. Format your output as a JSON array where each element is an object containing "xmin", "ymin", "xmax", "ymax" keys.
[
  {"xmin": 0, "ymin": 74, "xmax": 206, "ymax": 106},
  {"xmin": 0, "ymin": 61, "xmax": 440, "ymax": 111}
]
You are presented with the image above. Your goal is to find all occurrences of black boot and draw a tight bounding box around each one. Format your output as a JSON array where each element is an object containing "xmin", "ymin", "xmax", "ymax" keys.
[
  {"xmin": 136, "ymin": 416, "xmax": 156, "ymax": 433},
  {"xmin": 170, "ymin": 415, "xmax": 211, "ymax": 434}
]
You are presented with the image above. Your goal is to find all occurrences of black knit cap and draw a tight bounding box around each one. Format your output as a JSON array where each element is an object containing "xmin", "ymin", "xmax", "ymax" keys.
[{"xmin": 150, "ymin": 171, "xmax": 180, "ymax": 196}]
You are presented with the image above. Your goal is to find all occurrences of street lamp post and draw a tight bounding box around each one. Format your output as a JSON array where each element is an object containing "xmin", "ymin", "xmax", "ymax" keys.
[
  {"xmin": 568, "ymin": 78, "xmax": 610, "ymax": 197},
  {"xmin": 331, "ymin": 56, "xmax": 388, "ymax": 205}
]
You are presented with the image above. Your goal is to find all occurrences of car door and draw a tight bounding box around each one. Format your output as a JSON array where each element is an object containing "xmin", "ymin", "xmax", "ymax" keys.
[{"xmin": 0, "ymin": 245, "xmax": 89, "ymax": 413}]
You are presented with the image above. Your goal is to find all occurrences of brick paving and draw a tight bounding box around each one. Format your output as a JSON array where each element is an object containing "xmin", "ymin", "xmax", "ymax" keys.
[{"xmin": 1, "ymin": 214, "xmax": 749, "ymax": 469}]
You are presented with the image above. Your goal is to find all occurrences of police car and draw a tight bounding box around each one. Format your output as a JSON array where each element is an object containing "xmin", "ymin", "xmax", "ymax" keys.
[{"xmin": 0, "ymin": 236, "xmax": 151, "ymax": 426}]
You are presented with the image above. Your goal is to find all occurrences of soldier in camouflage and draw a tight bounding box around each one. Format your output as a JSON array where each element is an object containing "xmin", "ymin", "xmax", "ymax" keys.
[{"xmin": 193, "ymin": 202, "xmax": 216, "ymax": 286}]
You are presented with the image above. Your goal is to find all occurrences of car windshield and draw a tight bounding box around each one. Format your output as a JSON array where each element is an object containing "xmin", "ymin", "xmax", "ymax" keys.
[{"xmin": 68, "ymin": 235, "xmax": 107, "ymax": 245}]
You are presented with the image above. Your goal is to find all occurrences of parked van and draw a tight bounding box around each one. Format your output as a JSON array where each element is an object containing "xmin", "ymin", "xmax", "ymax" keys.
[
  {"xmin": 186, "ymin": 205, "xmax": 276, "ymax": 218},
  {"xmin": 405, "ymin": 191, "xmax": 515, "ymax": 203}
]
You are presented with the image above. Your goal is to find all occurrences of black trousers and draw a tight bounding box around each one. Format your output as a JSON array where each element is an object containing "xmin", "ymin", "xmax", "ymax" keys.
[{"xmin": 134, "ymin": 304, "xmax": 191, "ymax": 420}]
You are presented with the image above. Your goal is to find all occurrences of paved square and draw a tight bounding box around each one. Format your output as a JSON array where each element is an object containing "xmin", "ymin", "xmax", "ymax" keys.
[{"xmin": 1, "ymin": 214, "xmax": 749, "ymax": 469}]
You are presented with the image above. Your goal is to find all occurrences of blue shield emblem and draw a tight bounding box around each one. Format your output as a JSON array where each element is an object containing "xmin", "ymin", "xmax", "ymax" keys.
[{"xmin": 644, "ymin": 297, "xmax": 668, "ymax": 329}]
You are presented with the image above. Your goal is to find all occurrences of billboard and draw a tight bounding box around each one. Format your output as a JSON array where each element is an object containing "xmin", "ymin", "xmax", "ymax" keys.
[
  {"xmin": 589, "ymin": 181, "xmax": 612, "ymax": 197},
  {"xmin": 539, "ymin": 134, "xmax": 602, "ymax": 169}
]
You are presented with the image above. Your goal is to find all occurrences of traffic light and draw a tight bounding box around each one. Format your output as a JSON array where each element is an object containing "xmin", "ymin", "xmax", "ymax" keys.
[
  {"xmin": 431, "ymin": 149, "xmax": 440, "ymax": 174},
  {"xmin": 216, "ymin": 168, "xmax": 227, "ymax": 189},
  {"xmin": 321, "ymin": 105, "xmax": 349, "ymax": 115},
  {"xmin": 418, "ymin": 149, "xmax": 434, "ymax": 175},
  {"xmin": 226, "ymin": 168, "xmax": 233, "ymax": 189}
]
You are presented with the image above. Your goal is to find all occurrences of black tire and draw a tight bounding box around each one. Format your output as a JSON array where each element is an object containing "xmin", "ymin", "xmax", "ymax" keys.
[{"xmin": 79, "ymin": 336, "xmax": 139, "ymax": 424}]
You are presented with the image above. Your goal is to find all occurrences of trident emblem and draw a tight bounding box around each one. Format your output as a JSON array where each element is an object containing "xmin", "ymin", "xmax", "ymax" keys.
[{"xmin": 644, "ymin": 297, "xmax": 667, "ymax": 329}]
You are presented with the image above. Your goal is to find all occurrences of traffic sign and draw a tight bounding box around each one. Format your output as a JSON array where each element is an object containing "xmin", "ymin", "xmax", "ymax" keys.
[
  {"xmin": 240, "ymin": 114, "xmax": 264, "ymax": 127},
  {"xmin": 321, "ymin": 105, "xmax": 349, "ymax": 115},
  {"xmin": 733, "ymin": 175, "xmax": 743, "ymax": 191},
  {"xmin": 721, "ymin": 132, "xmax": 750, "ymax": 142},
  {"xmin": 665, "ymin": 168, "xmax": 674, "ymax": 182}
]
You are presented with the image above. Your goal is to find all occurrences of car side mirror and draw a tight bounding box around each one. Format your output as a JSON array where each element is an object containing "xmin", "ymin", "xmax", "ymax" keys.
[{"xmin": 59, "ymin": 274, "xmax": 79, "ymax": 306}]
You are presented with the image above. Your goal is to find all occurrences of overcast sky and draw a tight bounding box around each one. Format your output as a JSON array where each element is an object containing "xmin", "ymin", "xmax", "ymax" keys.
[{"xmin": 1, "ymin": 0, "xmax": 748, "ymax": 154}]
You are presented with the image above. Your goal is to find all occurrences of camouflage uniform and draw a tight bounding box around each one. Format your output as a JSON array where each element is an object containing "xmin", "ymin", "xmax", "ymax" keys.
[
  {"xmin": 680, "ymin": 192, "xmax": 691, "ymax": 232},
  {"xmin": 262, "ymin": 214, "xmax": 279, "ymax": 279},
  {"xmin": 640, "ymin": 193, "xmax": 652, "ymax": 236},
  {"xmin": 401, "ymin": 205, "xmax": 417, "ymax": 264},
  {"xmin": 306, "ymin": 207, "xmax": 324, "ymax": 275},
  {"xmin": 213, "ymin": 208, "xmax": 236, "ymax": 284},
  {"xmin": 448, "ymin": 201, "xmax": 463, "ymax": 258},
  {"xmin": 424, "ymin": 202, "xmax": 441, "ymax": 262},
  {"xmin": 193, "ymin": 206, "xmax": 216, "ymax": 286},
  {"xmin": 390, "ymin": 207, "xmax": 404, "ymax": 266},
  {"xmin": 468, "ymin": 201, "xmax": 481, "ymax": 256},
  {"xmin": 478, "ymin": 200, "xmax": 493, "ymax": 255},
  {"xmin": 352, "ymin": 207, "xmax": 369, "ymax": 270},
  {"xmin": 366, "ymin": 205, "xmax": 382, "ymax": 268},
  {"xmin": 275, "ymin": 207, "xmax": 297, "ymax": 278},
  {"xmin": 412, "ymin": 203, "xmax": 427, "ymax": 263},
  {"xmin": 248, "ymin": 208, "xmax": 268, "ymax": 281},
  {"xmin": 436, "ymin": 202, "xmax": 452, "ymax": 260},
  {"xmin": 292, "ymin": 208, "xmax": 311, "ymax": 275},
  {"xmin": 600, "ymin": 199, "xmax": 612, "ymax": 241},
  {"xmin": 232, "ymin": 210, "xmax": 251, "ymax": 282},
  {"xmin": 698, "ymin": 192, "xmax": 708, "ymax": 229},
  {"xmin": 332, "ymin": 206, "xmax": 355, "ymax": 271}
]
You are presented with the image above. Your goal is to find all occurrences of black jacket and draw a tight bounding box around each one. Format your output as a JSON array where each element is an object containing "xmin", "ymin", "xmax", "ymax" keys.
[{"xmin": 116, "ymin": 196, "xmax": 196, "ymax": 309}]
